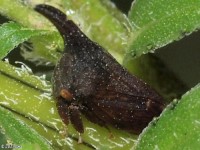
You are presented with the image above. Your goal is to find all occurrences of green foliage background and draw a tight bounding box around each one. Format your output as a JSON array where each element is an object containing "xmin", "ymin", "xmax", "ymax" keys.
[{"xmin": 0, "ymin": 0, "xmax": 200, "ymax": 149}]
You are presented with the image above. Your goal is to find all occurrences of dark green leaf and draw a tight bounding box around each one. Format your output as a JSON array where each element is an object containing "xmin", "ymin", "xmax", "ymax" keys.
[
  {"xmin": 127, "ymin": 0, "xmax": 200, "ymax": 57},
  {"xmin": 136, "ymin": 84, "xmax": 200, "ymax": 150}
]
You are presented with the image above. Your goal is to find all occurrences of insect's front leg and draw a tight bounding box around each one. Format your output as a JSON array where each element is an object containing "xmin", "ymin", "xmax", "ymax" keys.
[
  {"xmin": 56, "ymin": 98, "xmax": 69, "ymax": 126},
  {"xmin": 68, "ymin": 104, "xmax": 84, "ymax": 133},
  {"xmin": 68, "ymin": 104, "xmax": 84, "ymax": 143}
]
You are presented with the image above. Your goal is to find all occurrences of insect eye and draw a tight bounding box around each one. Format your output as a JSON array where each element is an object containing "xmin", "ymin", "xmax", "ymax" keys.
[{"xmin": 60, "ymin": 89, "xmax": 73, "ymax": 101}]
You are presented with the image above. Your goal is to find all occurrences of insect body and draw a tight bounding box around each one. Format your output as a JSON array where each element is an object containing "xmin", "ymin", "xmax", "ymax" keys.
[{"xmin": 35, "ymin": 4, "xmax": 165, "ymax": 135}]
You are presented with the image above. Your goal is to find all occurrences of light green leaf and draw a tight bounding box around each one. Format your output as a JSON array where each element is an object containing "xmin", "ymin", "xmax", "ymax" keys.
[
  {"xmin": 136, "ymin": 84, "xmax": 200, "ymax": 150},
  {"xmin": 127, "ymin": 0, "xmax": 200, "ymax": 58},
  {"xmin": 0, "ymin": 106, "xmax": 53, "ymax": 150},
  {"xmin": 0, "ymin": 22, "xmax": 46, "ymax": 59}
]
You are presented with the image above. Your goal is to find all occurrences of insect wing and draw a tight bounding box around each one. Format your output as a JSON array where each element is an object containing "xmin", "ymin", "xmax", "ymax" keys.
[{"xmin": 84, "ymin": 88, "xmax": 162, "ymax": 134}]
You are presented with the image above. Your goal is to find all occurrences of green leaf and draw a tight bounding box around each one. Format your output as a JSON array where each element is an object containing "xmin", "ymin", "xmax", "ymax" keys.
[
  {"xmin": 0, "ymin": 22, "xmax": 46, "ymax": 59},
  {"xmin": 136, "ymin": 84, "xmax": 200, "ymax": 150},
  {"xmin": 127, "ymin": 0, "xmax": 200, "ymax": 58},
  {"xmin": 0, "ymin": 0, "xmax": 53, "ymax": 29},
  {"xmin": 0, "ymin": 0, "xmax": 63, "ymax": 64},
  {"xmin": 0, "ymin": 106, "xmax": 53, "ymax": 150}
]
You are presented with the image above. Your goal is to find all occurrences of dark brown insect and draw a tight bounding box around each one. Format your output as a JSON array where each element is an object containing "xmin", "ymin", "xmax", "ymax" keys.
[{"xmin": 35, "ymin": 4, "xmax": 165, "ymax": 136}]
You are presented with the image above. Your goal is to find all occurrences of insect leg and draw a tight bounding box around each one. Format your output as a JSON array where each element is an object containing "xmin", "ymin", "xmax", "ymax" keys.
[
  {"xmin": 56, "ymin": 99, "xmax": 69, "ymax": 125},
  {"xmin": 68, "ymin": 105, "xmax": 84, "ymax": 134}
]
